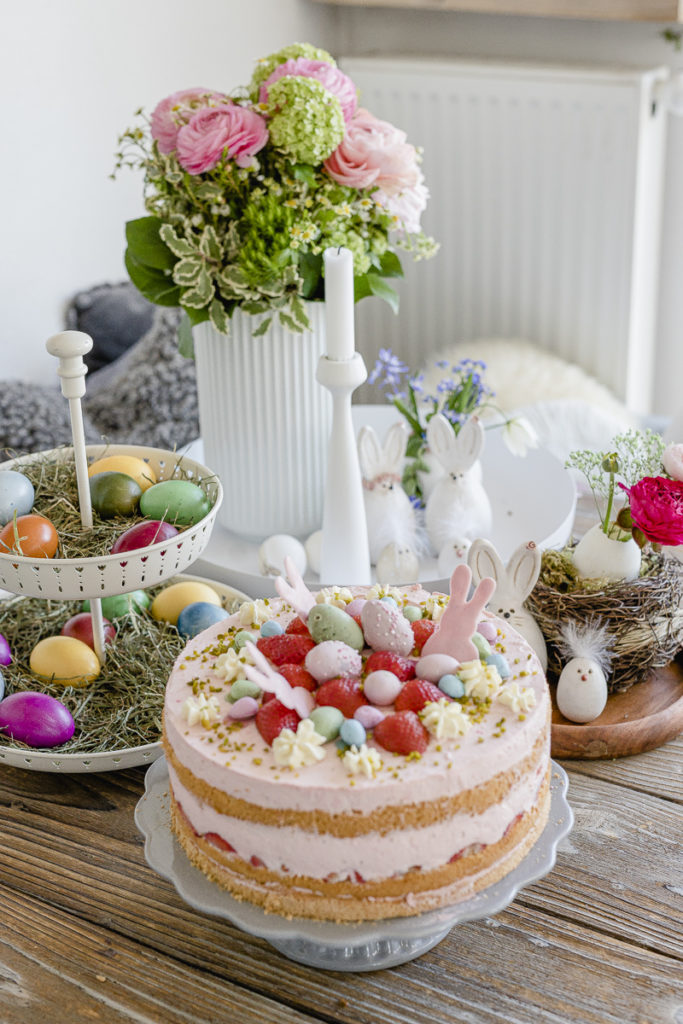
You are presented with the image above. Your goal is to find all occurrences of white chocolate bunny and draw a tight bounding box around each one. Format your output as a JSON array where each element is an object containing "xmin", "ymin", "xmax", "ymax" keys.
[
  {"xmin": 357, "ymin": 421, "xmax": 419, "ymax": 565},
  {"xmin": 468, "ymin": 538, "xmax": 547, "ymax": 670},
  {"xmin": 424, "ymin": 413, "xmax": 492, "ymax": 555}
]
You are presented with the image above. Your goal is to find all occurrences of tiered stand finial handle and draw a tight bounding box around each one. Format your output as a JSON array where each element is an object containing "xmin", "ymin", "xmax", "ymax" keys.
[{"xmin": 46, "ymin": 331, "xmax": 107, "ymax": 665}]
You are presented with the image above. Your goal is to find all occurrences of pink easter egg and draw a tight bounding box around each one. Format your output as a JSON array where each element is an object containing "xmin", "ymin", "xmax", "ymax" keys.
[
  {"xmin": 360, "ymin": 599, "xmax": 414, "ymax": 656},
  {"xmin": 345, "ymin": 598, "xmax": 367, "ymax": 619},
  {"xmin": 305, "ymin": 640, "xmax": 363, "ymax": 683},
  {"xmin": 0, "ymin": 632, "xmax": 11, "ymax": 666},
  {"xmin": 363, "ymin": 670, "xmax": 402, "ymax": 706},
  {"xmin": 354, "ymin": 705, "xmax": 385, "ymax": 729},
  {"xmin": 415, "ymin": 653, "xmax": 460, "ymax": 683},
  {"xmin": 0, "ymin": 691, "xmax": 75, "ymax": 747},
  {"xmin": 110, "ymin": 520, "xmax": 180, "ymax": 554},
  {"xmin": 477, "ymin": 620, "xmax": 497, "ymax": 643},
  {"xmin": 227, "ymin": 696, "xmax": 259, "ymax": 720}
]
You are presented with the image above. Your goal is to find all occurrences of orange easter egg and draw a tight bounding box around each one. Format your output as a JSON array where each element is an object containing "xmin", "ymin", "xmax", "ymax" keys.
[{"xmin": 0, "ymin": 514, "xmax": 59, "ymax": 558}]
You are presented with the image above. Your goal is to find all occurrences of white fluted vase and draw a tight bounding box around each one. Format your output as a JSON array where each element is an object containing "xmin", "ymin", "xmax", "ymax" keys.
[{"xmin": 193, "ymin": 304, "xmax": 331, "ymax": 541}]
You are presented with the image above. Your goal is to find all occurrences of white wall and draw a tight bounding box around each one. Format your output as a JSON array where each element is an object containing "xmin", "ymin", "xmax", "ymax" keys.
[
  {"xmin": 0, "ymin": 0, "xmax": 334, "ymax": 381},
  {"xmin": 335, "ymin": 8, "xmax": 683, "ymax": 417}
]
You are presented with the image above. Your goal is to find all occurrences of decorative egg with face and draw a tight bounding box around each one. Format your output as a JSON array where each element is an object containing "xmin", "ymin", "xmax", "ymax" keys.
[{"xmin": 556, "ymin": 656, "xmax": 608, "ymax": 723}]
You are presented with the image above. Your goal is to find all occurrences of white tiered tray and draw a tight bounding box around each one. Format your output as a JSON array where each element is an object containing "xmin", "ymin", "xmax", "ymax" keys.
[{"xmin": 190, "ymin": 405, "xmax": 576, "ymax": 597}]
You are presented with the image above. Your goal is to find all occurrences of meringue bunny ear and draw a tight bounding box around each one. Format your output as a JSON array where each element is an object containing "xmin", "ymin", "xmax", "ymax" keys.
[
  {"xmin": 426, "ymin": 413, "xmax": 456, "ymax": 470},
  {"xmin": 468, "ymin": 538, "xmax": 505, "ymax": 593},
  {"xmin": 357, "ymin": 425, "xmax": 382, "ymax": 480},
  {"xmin": 507, "ymin": 541, "xmax": 542, "ymax": 601},
  {"xmin": 453, "ymin": 415, "xmax": 485, "ymax": 472},
  {"xmin": 382, "ymin": 421, "xmax": 408, "ymax": 473}
]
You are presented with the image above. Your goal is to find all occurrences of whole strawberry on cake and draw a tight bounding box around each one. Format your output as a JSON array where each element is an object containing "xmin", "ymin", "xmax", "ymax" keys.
[{"xmin": 163, "ymin": 560, "xmax": 551, "ymax": 922}]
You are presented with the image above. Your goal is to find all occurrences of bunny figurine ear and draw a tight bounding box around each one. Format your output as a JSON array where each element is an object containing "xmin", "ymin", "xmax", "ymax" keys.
[
  {"xmin": 468, "ymin": 538, "xmax": 504, "ymax": 594},
  {"xmin": 425, "ymin": 413, "xmax": 456, "ymax": 468},
  {"xmin": 456, "ymin": 415, "xmax": 486, "ymax": 469},
  {"xmin": 507, "ymin": 541, "xmax": 542, "ymax": 602},
  {"xmin": 357, "ymin": 425, "xmax": 382, "ymax": 482},
  {"xmin": 382, "ymin": 421, "xmax": 409, "ymax": 472}
]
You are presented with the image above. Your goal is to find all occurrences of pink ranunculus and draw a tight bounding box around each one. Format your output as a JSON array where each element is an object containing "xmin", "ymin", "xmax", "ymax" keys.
[
  {"xmin": 619, "ymin": 476, "xmax": 683, "ymax": 546},
  {"xmin": 376, "ymin": 173, "xmax": 429, "ymax": 234},
  {"xmin": 150, "ymin": 88, "xmax": 226, "ymax": 155},
  {"xmin": 662, "ymin": 442, "xmax": 683, "ymax": 482},
  {"xmin": 259, "ymin": 58, "xmax": 357, "ymax": 123},
  {"xmin": 324, "ymin": 108, "xmax": 421, "ymax": 195},
  {"xmin": 176, "ymin": 104, "xmax": 269, "ymax": 174}
]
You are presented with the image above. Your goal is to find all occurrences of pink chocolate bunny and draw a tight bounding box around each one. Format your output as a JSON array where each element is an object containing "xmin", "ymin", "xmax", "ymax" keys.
[{"xmin": 423, "ymin": 563, "xmax": 496, "ymax": 662}]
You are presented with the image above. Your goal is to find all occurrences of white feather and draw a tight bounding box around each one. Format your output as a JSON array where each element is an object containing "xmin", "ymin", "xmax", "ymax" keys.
[{"xmin": 557, "ymin": 618, "xmax": 614, "ymax": 674}]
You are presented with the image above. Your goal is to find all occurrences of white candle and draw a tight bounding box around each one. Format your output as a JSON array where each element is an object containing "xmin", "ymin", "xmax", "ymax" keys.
[{"xmin": 323, "ymin": 247, "xmax": 355, "ymax": 361}]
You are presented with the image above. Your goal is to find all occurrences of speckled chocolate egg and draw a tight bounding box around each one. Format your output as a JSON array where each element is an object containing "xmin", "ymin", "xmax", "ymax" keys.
[
  {"xmin": 0, "ymin": 470, "xmax": 34, "ymax": 526},
  {"xmin": 140, "ymin": 480, "xmax": 210, "ymax": 526},
  {"xmin": 110, "ymin": 520, "xmax": 179, "ymax": 554},
  {"xmin": 89, "ymin": 472, "xmax": 142, "ymax": 519},
  {"xmin": 307, "ymin": 604, "xmax": 364, "ymax": 651},
  {"xmin": 88, "ymin": 455, "xmax": 156, "ymax": 492},
  {"xmin": 30, "ymin": 636, "xmax": 100, "ymax": 687},
  {"xmin": 0, "ymin": 691, "xmax": 75, "ymax": 747},
  {"xmin": 0, "ymin": 514, "xmax": 59, "ymax": 558},
  {"xmin": 151, "ymin": 581, "xmax": 221, "ymax": 626},
  {"xmin": 361, "ymin": 599, "xmax": 415, "ymax": 656}
]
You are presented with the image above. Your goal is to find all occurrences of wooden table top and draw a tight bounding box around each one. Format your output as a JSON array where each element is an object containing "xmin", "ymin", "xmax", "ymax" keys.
[{"xmin": 1, "ymin": 737, "xmax": 681, "ymax": 1024}]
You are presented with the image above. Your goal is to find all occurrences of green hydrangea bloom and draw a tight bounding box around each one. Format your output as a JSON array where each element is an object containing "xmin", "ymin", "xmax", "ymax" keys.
[
  {"xmin": 249, "ymin": 43, "xmax": 335, "ymax": 98},
  {"xmin": 237, "ymin": 194, "xmax": 296, "ymax": 289},
  {"xmin": 266, "ymin": 78, "xmax": 345, "ymax": 165}
]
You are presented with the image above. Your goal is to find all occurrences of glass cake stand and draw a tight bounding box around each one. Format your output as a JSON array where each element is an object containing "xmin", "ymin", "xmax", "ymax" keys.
[{"xmin": 135, "ymin": 758, "xmax": 573, "ymax": 972}]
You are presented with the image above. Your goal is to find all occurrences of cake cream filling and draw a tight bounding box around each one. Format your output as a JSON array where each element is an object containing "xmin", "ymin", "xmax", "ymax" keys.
[{"xmin": 169, "ymin": 761, "xmax": 544, "ymax": 882}]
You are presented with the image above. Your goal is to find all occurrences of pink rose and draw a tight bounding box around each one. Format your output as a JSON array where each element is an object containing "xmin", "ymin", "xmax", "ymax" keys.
[
  {"xmin": 150, "ymin": 88, "xmax": 226, "ymax": 155},
  {"xmin": 662, "ymin": 442, "xmax": 683, "ymax": 482},
  {"xmin": 324, "ymin": 108, "xmax": 421, "ymax": 195},
  {"xmin": 619, "ymin": 476, "xmax": 683, "ymax": 546},
  {"xmin": 176, "ymin": 104, "xmax": 269, "ymax": 174},
  {"xmin": 259, "ymin": 58, "xmax": 357, "ymax": 122}
]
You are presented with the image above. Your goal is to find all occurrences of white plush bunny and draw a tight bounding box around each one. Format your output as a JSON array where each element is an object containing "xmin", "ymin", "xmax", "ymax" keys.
[
  {"xmin": 468, "ymin": 538, "xmax": 548, "ymax": 671},
  {"xmin": 424, "ymin": 413, "xmax": 492, "ymax": 555},
  {"xmin": 357, "ymin": 421, "xmax": 419, "ymax": 565}
]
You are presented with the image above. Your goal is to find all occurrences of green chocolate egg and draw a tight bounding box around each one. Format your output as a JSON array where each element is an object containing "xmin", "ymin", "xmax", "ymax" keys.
[
  {"xmin": 233, "ymin": 630, "xmax": 256, "ymax": 652},
  {"xmin": 402, "ymin": 604, "xmax": 423, "ymax": 622},
  {"xmin": 307, "ymin": 604, "xmax": 364, "ymax": 651},
  {"xmin": 309, "ymin": 706, "xmax": 344, "ymax": 741},
  {"xmin": 471, "ymin": 632, "xmax": 492, "ymax": 660},
  {"xmin": 139, "ymin": 480, "xmax": 211, "ymax": 526},
  {"xmin": 228, "ymin": 678, "xmax": 262, "ymax": 703}
]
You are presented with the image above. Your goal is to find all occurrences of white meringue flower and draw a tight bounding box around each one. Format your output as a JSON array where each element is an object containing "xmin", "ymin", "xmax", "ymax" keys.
[
  {"xmin": 458, "ymin": 660, "xmax": 502, "ymax": 701},
  {"xmin": 420, "ymin": 698, "xmax": 471, "ymax": 738},
  {"xmin": 214, "ymin": 646, "xmax": 254, "ymax": 683},
  {"xmin": 272, "ymin": 718, "xmax": 327, "ymax": 769},
  {"xmin": 315, "ymin": 586, "xmax": 354, "ymax": 608},
  {"xmin": 498, "ymin": 683, "xmax": 537, "ymax": 714},
  {"xmin": 343, "ymin": 743, "xmax": 383, "ymax": 778},
  {"xmin": 238, "ymin": 599, "xmax": 272, "ymax": 628},
  {"xmin": 181, "ymin": 693, "xmax": 222, "ymax": 728}
]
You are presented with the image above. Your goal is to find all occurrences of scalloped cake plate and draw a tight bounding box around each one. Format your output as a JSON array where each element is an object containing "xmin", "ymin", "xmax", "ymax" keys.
[
  {"xmin": 189, "ymin": 405, "xmax": 577, "ymax": 598},
  {"xmin": 135, "ymin": 758, "xmax": 573, "ymax": 971},
  {"xmin": 0, "ymin": 574, "xmax": 251, "ymax": 773}
]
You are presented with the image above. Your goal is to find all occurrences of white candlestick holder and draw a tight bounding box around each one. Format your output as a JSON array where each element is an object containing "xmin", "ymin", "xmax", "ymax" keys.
[{"xmin": 316, "ymin": 353, "xmax": 371, "ymax": 585}]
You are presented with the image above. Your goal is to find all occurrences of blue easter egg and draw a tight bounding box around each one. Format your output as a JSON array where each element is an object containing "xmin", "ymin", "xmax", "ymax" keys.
[
  {"xmin": 0, "ymin": 471, "xmax": 35, "ymax": 526},
  {"xmin": 439, "ymin": 673, "xmax": 465, "ymax": 699},
  {"xmin": 260, "ymin": 620, "xmax": 284, "ymax": 637},
  {"xmin": 177, "ymin": 601, "xmax": 230, "ymax": 639},
  {"xmin": 486, "ymin": 653, "xmax": 511, "ymax": 678},
  {"xmin": 380, "ymin": 596, "xmax": 398, "ymax": 608},
  {"xmin": 339, "ymin": 718, "xmax": 366, "ymax": 747}
]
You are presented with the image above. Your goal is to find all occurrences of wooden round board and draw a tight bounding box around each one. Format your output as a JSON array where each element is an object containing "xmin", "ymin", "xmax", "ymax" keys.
[{"xmin": 550, "ymin": 656, "xmax": 683, "ymax": 759}]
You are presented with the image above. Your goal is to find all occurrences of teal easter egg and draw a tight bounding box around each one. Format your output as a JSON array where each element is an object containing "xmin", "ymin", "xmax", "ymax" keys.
[
  {"xmin": 82, "ymin": 590, "xmax": 150, "ymax": 619},
  {"xmin": 89, "ymin": 472, "xmax": 142, "ymax": 518},
  {"xmin": 307, "ymin": 604, "xmax": 364, "ymax": 651},
  {"xmin": 486, "ymin": 653, "xmax": 511, "ymax": 678},
  {"xmin": 0, "ymin": 470, "xmax": 34, "ymax": 526},
  {"xmin": 339, "ymin": 718, "xmax": 366, "ymax": 747},
  {"xmin": 309, "ymin": 706, "xmax": 344, "ymax": 741},
  {"xmin": 438, "ymin": 673, "xmax": 465, "ymax": 699},
  {"xmin": 140, "ymin": 480, "xmax": 210, "ymax": 526}
]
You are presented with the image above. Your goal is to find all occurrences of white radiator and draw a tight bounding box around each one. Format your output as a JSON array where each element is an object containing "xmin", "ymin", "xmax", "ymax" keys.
[{"xmin": 340, "ymin": 57, "xmax": 669, "ymax": 413}]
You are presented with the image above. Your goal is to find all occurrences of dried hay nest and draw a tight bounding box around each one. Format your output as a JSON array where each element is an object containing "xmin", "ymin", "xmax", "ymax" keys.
[{"xmin": 526, "ymin": 547, "xmax": 683, "ymax": 693}]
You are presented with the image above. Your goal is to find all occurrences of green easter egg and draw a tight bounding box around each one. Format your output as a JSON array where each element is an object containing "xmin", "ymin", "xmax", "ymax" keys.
[
  {"xmin": 89, "ymin": 472, "xmax": 142, "ymax": 519},
  {"xmin": 82, "ymin": 590, "xmax": 150, "ymax": 619},
  {"xmin": 228, "ymin": 678, "xmax": 262, "ymax": 703},
  {"xmin": 309, "ymin": 706, "xmax": 344, "ymax": 741},
  {"xmin": 233, "ymin": 630, "xmax": 256, "ymax": 652},
  {"xmin": 403, "ymin": 604, "xmax": 423, "ymax": 622},
  {"xmin": 471, "ymin": 632, "xmax": 492, "ymax": 660},
  {"xmin": 140, "ymin": 480, "xmax": 211, "ymax": 526},
  {"xmin": 307, "ymin": 604, "xmax": 364, "ymax": 651}
]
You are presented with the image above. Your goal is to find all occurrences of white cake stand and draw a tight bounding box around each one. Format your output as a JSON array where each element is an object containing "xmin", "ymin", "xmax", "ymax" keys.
[{"xmin": 135, "ymin": 758, "xmax": 573, "ymax": 971}]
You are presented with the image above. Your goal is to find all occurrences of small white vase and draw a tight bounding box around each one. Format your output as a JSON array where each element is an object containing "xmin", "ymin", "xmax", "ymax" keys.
[
  {"xmin": 193, "ymin": 304, "xmax": 331, "ymax": 541},
  {"xmin": 572, "ymin": 523, "xmax": 642, "ymax": 582}
]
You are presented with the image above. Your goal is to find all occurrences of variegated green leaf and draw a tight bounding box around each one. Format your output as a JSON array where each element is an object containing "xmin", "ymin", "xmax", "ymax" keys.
[
  {"xmin": 159, "ymin": 223, "xmax": 195, "ymax": 258},
  {"xmin": 195, "ymin": 182, "xmax": 225, "ymax": 201},
  {"xmin": 218, "ymin": 265, "xmax": 250, "ymax": 291},
  {"xmin": 240, "ymin": 300, "xmax": 270, "ymax": 315},
  {"xmin": 199, "ymin": 225, "xmax": 222, "ymax": 262},
  {"xmin": 252, "ymin": 316, "xmax": 272, "ymax": 337},
  {"xmin": 209, "ymin": 298, "xmax": 230, "ymax": 335},
  {"xmin": 172, "ymin": 257, "xmax": 203, "ymax": 286},
  {"xmin": 278, "ymin": 312, "xmax": 303, "ymax": 332},
  {"xmin": 290, "ymin": 295, "xmax": 311, "ymax": 330},
  {"xmin": 181, "ymin": 267, "xmax": 214, "ymax": 309}
]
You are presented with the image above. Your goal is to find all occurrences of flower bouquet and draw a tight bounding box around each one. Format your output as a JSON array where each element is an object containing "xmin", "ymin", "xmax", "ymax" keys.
[
  {"xmin": 526, "ymin": 431, "xmax": 683, "ymax": 693},
  {"xmin": 114, "ymin": 42, "xmax": 437, "ymax": 355}
]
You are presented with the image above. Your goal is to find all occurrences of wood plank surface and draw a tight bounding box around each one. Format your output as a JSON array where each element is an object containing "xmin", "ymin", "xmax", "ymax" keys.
[
  {"xmin": 0, "ymin": 757, "xmax": 681, "ymax": 1024},
  {"xmin": 562, "ymin": 735, "xmax": 683, "ymax": 804}
]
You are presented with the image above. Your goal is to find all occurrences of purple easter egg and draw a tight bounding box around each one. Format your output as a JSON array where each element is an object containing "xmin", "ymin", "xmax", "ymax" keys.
[
  {"xmin": 354, "ymin": 705, "xmax": 385, "ymax": 729},
  {"xmin": 227, "ymin": 696, "xmax": 259, "ymax": 720},
  {"xmin": 345, "ymin": 598, "xmax": 367, "ymax": 619},
  {"xmin": 0, "ymin": 691, "xmax": 75, "ymax": 748},
  {"xmin": 477, "ymin": 620, "xmax": 497, "ymax": 643},
  {"xmin": 0, "ymin": 632, "xmax": 11, "ymax": 666},
  {"xmin": 110, "ymin": 519, "xmax": 180, "ymax": 554}
]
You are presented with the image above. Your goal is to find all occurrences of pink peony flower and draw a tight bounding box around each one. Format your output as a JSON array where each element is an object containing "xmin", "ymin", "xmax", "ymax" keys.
[
  {"xmin": 662, "ymin": 442, "xmax": 683, "ymax": 482},
  {"xmin": 176, "ymin": 104, "xmax": 269, "ymax": 174},
  {"xmin": 259, "ymin": 58, "xmax": 357, "ymax": 122},
  {"xmin": 150, "ymin": 88, "xmax": 226, "ymax": 155},
  {"xmin": 324, "ymin": 108, "xmax": 421, "ymax": 195},
  {"xmin": 376, "ymin": 173, "xmax": 429, "ymax": 234},
  {"xmin": 619, "ymin": 476, "xmax": 683, "ymax": 546}
]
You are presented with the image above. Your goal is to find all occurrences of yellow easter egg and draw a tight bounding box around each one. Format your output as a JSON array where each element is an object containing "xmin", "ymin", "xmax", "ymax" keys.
[
  {"xmin": 30, "ymin": 636, "xmax": 101, "ymax": 687},
  {"xmin": 151, "ymin": 581, "xmax": 221, "ymax": 626},
  {"xmin": 87, "ymin": 455, "xmax": 157, "ymax": 492}
]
